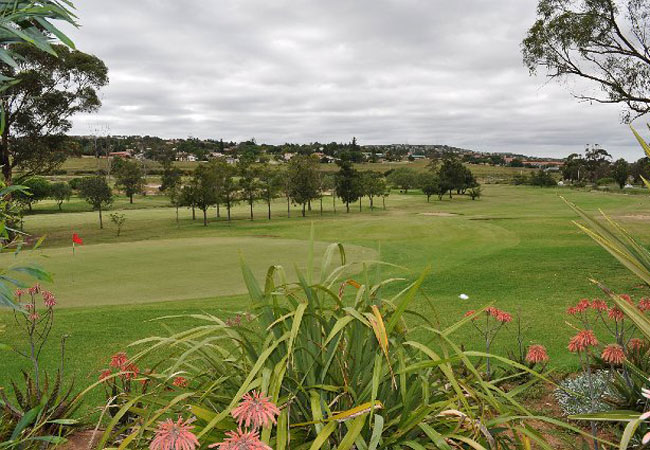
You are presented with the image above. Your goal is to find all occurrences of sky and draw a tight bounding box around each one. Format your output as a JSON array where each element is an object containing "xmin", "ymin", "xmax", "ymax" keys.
[{"xmin": 63, "ymin": 0, "xmax": 647, "ymax": 160}]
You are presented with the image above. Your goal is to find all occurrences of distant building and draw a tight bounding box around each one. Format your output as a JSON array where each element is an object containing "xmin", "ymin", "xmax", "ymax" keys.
[{"xmin": 108, "ymin": 151, "xmax": 131, "ymax": 159}]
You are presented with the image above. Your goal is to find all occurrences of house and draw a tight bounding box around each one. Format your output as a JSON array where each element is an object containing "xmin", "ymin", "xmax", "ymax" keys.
[{"xmin": 108, "ymin": 151, "xmax": 131, "ymax": 159}]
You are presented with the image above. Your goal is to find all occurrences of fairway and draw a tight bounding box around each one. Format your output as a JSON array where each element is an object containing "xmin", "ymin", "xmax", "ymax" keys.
[
  {"xmin": 3, "ymin": 184, "xmax": 650, "ymax": 391},
  {"xmin": 1, "ymin": 237, "xmax": 377, "ymax": 307}
]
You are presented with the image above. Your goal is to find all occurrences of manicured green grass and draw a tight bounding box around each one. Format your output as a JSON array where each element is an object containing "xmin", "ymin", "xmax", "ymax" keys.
[{"xmin": 2, "ymin": 184, "xmax": 650, "ymax": 400}]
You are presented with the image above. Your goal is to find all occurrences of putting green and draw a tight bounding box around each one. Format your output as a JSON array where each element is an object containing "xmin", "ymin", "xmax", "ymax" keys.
[{"xmin": 4, "ymin": 237, "xmax": 377, "ymax": 307}]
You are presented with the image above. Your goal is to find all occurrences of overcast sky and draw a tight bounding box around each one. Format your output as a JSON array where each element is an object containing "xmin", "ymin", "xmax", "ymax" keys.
[{"xmin": 63, "ymin": 0, "xmax": 646, "ymax": 160}]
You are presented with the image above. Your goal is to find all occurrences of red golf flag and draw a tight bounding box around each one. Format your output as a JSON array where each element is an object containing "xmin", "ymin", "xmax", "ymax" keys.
[{"xmin": 72, "ymin": 233, "xmax": 83, "ymax": 245}]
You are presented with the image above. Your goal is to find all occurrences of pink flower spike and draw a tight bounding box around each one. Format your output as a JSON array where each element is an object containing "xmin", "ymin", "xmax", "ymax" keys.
[
  {"xmin": 231, "ymin": 390, "xmax": 280, "ymax": 429},
  {"xmin": 591, "ymin": 299, "xmax": 608, "ymax": 311},
  {"xmin": 28, "ymin": 284, "xmax": 40, "ymax": 295},
  {"xmin": 525, "ymin": 345, "xmax": 549, "ymax": 364},
  {"xmin": 209, "ymin": 429, "xmax": 271, "ymax": 450},
  {"xmin": 568, "ymin": 330, "xmax": 598, "ymax": 353},
  {"xmin": 149, "ymin": 417, "xmax": 199, "ymax": 450},
  {"xmin": 99, "ymin": 369, "xmax": 112, "ymax": 381},
  {"xmin": 601, "ymin": 344, "xmax": 625, "ymax": 365},
  {"xmin": 109, "ymin": 352, "xmax": 129, "ymax": 369},
  {"xmin": 14, "ymin": 289, "xmax": 24, "ymax": 299},
  {"xmin": 28, "ymin": 312, "xmax": 39, "ymax": 321},
  {"xmin": 42, "ymin": 291, "xmax": 56, "ymax": 308},
  {"xmin": 173, "ymin": 376, "xmax": 188, "ymax": 388}
]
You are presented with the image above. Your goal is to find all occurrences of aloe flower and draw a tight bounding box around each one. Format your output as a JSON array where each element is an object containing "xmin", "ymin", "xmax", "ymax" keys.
[
  {"xmin": 173, "ymin": 376, "xmax": 188, "ymax": 388},
  {"xmin": 231, "ymin": 390, "xmax": 280, "ymax": 429},
  {"xmin": 209, "ymin": 429, "xmax": 271, "ymax": 450},
  {"xmin": 150, "ymin": 417, "xmax": 199, "ymax": 450},
  {"xmin": 568, "ymin": 330, "xmax": 598, "ymax": 353},
  {"xmin": 601, "ymin": 344, "xmax": 625, "ymax": 365},
  {"xmin": 525, "ymin": 344, "xmax": 549, "ymax": 364},
  {"xmin": 109, "ymin": 352, "xmax": 129, "ymax": 369}
]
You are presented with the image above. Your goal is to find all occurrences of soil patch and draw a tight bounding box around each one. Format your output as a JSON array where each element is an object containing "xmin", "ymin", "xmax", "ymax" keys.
[{"xmin": 417, "ymin": 212, "xmax": 459, "ymax": 217}]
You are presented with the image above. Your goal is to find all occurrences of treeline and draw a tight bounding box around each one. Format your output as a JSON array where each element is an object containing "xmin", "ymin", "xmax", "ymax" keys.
[{"xmin": 562, "ymin": 146, "xmax": 648, "ymax": 188}]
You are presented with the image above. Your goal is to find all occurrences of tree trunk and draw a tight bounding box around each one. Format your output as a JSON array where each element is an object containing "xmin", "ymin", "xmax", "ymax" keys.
[
  {"xmin": 129, "ymin": 194, "xmax": 133, "ymax": 204},
  {"xmin": 267, "ymin": 198, "xmax": 271, "ymax": 220},
  {"xmin": 320, "ymin": 197, "xmax": 323, "ymax": 215},
  {"xmin": 58, "ymin": 202, "xmax": 62, "ymax": 211},
  {"xmin": 333, "ymin": 195, "xmax": 336, "ymax": 213},
  {"xmin": 216, "ymin": 202, "xmax": 220, "ymax": 218},
  {"xmin": 249, "ymin": 200, "xmax": 253, "ymax": 220},
  {"xmin": 98, "ymin": 207, "xmax": 103, "ymax": 229},
  {"xmin": 382, "ymin": 197, "xmax": 386, "ymax": 210},
  {"xmin": 448, "ymin": 190, "xmax": 452, "ymax": 199},
  {"xmin": 203, "ymin": 209, "xmax": 207, "ymax": 226},
  {"xmin": 192, "ymin": 205, "xmax": 196, "ymax": 220},
  {"xmin": 302, "ymin": 203, "xmax": 306, "ymax": 217},
  {"xmin": 370, "ymin": 196, "xmax": 374, "ymax": 210},
  {"xmin": 346, "ymin": 201, "xmax": 350, "ymax": 213},
  {"xmin": 359, "ymin": 198, "xmax": 362, "ymax": 212},
  {"xmin": 1, "ymin": 116, "xmax": 11, "ymax": 184},
  {"xmin": 287, "ymin": 195, "xmax": 290, "ymax": 218},
  {"xmin": 176, "ymin": 206, "xmax": 179, "ymax": 227},
  {"xmin": 227, "ymin": 199, "xmax": 231, "ymax": 221},
  {"xmin": 427, "ymin": 195, "xmax": 430, "ymax": 202},
  {"xmin": 308, "ymin": 200, "xmax": 311, "ymax": 211}
]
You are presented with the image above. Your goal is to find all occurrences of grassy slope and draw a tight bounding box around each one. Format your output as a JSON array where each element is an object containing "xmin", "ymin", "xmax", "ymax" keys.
[{"xmin": 1, "ymin": 184, "xmax": 649, "ymax": 394}]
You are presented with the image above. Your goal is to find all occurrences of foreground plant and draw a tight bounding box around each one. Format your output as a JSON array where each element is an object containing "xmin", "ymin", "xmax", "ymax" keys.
[
  {"xmin": 94, "ymin": 241, "xmax": 593, "ymax": 450},
  {"xmin": 0, "ymin": 285, "xmax": 79, "ymax": 448}
]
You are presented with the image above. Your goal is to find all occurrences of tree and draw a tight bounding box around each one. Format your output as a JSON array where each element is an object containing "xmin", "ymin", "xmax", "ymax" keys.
[
  {"xmin": 288, "ymin": 155, "xmax": 320, "ymax": 217},
  {"xmin": 362, "ymin": 172, "xmax": 386, "ymax": 210},
  {"xmin": 438, "ymin": 156, "xmax": 467, "ymax": 198},
  {"xmin": 109, "ymin": 212, "xmax": 126, "ymax": 237},
  {"xmin": 612, "ymin": 158, "xmax": 630, "ymax": 189},
  {"xmin": 418, "ymin": 172, "xmax": 441, "ymax": 202},
  {"xmin": 160, "ymin": 161, "xmax": 182, "ymax": 193},
  {"xmin": 631, "ymin": 157, "xmax": 650, "ymax": 183},
  {"xmin": 0, "ymin": 0, "xmax": 76, "ymax": 133},
  {"xmin": 320, "ymin": 173, "xmax": 336, "ymax": 213},
  {"xmin": 238, "ymin": 161, "xmax": 260, "ymax": 220},
  {"xmin": 258, "ymin": 165, "xmax": 282, "ymax": 220},
  {"xmin": 468, "ymin": 185, "xmax": 482, "ymax": 200},
  {"xmin": 78, "ymin": 176, "xmax": 113, "ymax": 229},
  {"xmin": 49, "ymin": 181, "xmax": 71, "ymax": 211},
  {"xmin": 180, "ymin": 183, "xmax": 198, "ymax": 221},
  {"xmin": 335, "ymin": 158, "xmax": 362, "ymax": 213},
  {"xmin": 1, "ymin": 43, "xmax": 108, "ymax": 183},
  {"xmin": 15, "ymin": 177, "xmax": 50, "ymax": 212},
  {"xmin": 562, "ymin": 153, "xmax": 585, "ymax": 182},
  {"xmin": 190, "ymin": 164, "xmax": 219, "ymax": 226},
  {"xmin": 113, "ymin": 159, "xmax": 144, "ymax": 203},
  {"xmin": 218, "ymin": 163, "xmax": 239, "ymax": 221},
  {"xmin": 387, "ymin": 167, "xmax": 418, "ymax": 193},
  {"xmin": 522, "ymin": 0, "xmax": 650, "ymax": 120}
]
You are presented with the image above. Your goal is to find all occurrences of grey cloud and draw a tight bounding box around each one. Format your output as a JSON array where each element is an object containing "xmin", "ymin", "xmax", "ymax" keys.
[{"xmin": 64, "ymin": 0, "xmax": 644, "ymax": 159}]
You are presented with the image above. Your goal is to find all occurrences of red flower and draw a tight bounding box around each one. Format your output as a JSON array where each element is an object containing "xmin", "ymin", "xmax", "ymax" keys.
[
  {"xmin": 602, "ymin": 344, "xmax": 626, "ymax": 365},
  {"xmin": 42, "ymin": 291, "xmax": 56, "ymax": 308},
  {"xmin": 28, "ymin": 284, "xmax": 41, "ymax": 295},
  {"xmin": 525, "ymin": 344, "xmax": 549, "ymax": 364},
  {"xmin": 568, "ymin": 330, "xmax": 598, "ymax": 353},
  {"xmin": 464, "ymin": 310, "xmax": 476, "ymax": 318},
  {"xmin": 120, "ymin": 363, "xmax": 139, "ymax": 380},
  {"xmin": 591, "ymin": 299, "xmax": 608, "ymax": 311},
  {"xmin": 14, "ymin": 289, "xmax": 24, "ymax": 299},
  {"xmin": 150, "ymin": 417, "xmax": 199, "ymax": 450},
  {"xmin": 231, "ymin": 390, "xmax": 280, "ymax": 429},
  {"xmin": 109, "ymin": 352, "xmax": 129, "ymax": 369},
  {"xmin": 72, "ymin": 233, "xmax": 83, "ymax": 245},
  {"xmin": 608, "ymin": 307, "xmax": 625, "ymax": 321},
  {"xmin": 639, "ymin": 298, "xmax": 650, "ymax": 312},
  {"xmin": 629, "ymin": 338, "xmax": 646, "ymax": 351},
  {"xmin": 494, "ymin": 310, "xmax": 512, "ymax": 323},
  {"xmin": 172, "ymin": 376, "xmax": 188, "ymax": 388},
  {"xmin": 209, "ymin": 429, "xmax": 271, "ymax": 450}
]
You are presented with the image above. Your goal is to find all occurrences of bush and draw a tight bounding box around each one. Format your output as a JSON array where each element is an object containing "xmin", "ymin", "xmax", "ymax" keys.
[
  {"xmin": 596, "ymin": 177, "xmax": 615, "ymax": 186},
  {"xmin": 554, "ymin": 370, "xmax": 620, "ymax": 416}
]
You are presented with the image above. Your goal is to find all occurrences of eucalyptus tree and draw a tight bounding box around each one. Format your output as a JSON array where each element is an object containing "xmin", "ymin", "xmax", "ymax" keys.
[
  {"xmin": 523, "ymin": 0, "xmax": 650, "ymax": 120},
  {"xmin": 238, "ymin": 160, "xmax": 260, "ymax": 220},
  {"xmin": 258, "ymin": 164, "xmax": 282, "ymax": 220},
  {"xmin": 190, "ymin": 164, "xmax": 218, "ymax": 226},
  {"xmin": 287, "ymin": 155, "xmax": 320, "ymax": 217},
  {"xmin": 1, "ymin": 43, "xmax": 108, "ymax": 183},
  {"xmin": 78, "ymin": 176, "xmax": 112, "ymax": 229}
]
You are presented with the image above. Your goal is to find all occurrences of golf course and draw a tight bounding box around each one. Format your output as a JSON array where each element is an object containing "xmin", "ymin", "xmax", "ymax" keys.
[{"xmin": 2, "ymin": 182, "xmax": 648, "ymax": 390}]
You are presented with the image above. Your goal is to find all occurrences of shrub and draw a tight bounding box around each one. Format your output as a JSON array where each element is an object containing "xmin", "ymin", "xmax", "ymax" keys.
[
  {"xmin": 596, "ymin": 177, "xmax": 615, "ymax": 186},
  {"xmin": 555, "ymin": 370, "xmax": 620, "ymax": 416}
]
